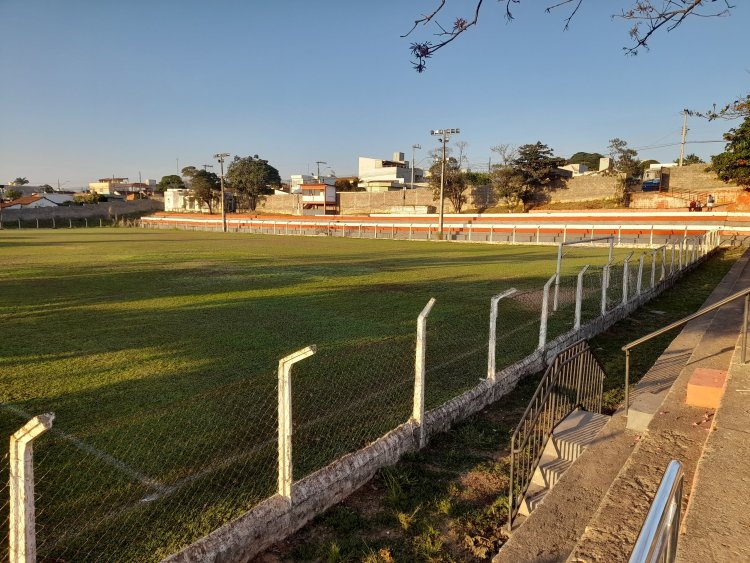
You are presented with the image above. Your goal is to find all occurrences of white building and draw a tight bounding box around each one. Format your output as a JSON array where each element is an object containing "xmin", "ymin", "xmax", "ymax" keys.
[
  {"xmin": 358, "ymin": 151, "xmax": 424, "ymax": 192},
  {"xmin": 289, "ymin": 175, "xmax": 336, "ymax": 215},
  {"xmin": 0, "ymin": 195, "xmax": 63, "ymax": 209}
]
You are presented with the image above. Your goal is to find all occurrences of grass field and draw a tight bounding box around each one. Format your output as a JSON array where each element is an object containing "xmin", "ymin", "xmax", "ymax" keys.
[{"xmin": 0, "ymin": 229, "xmax": 624, "ymax": 560}]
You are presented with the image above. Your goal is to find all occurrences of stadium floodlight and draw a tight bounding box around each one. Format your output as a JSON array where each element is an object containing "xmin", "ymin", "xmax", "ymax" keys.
[
  {"xmin": 214, "ymin": 153, "xmax": 230, "ymax": 233},
  {"xmin": 430, "ymin": 128, "xmax": 460, "ymax": 239}
]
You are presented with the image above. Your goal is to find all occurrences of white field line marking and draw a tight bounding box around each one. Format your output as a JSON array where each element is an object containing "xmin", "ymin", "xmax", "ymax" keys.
[{"xmin": 1, "ymin": 403, "xmax": 166, "ymax": 492}]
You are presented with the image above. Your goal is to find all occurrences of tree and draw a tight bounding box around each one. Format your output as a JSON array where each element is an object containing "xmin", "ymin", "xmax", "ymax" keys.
[
  {"xmin": 454, "ymin": 140, "xmax": 469, "ymax": 170},
  {"xmin": 226, "ymin": 154, "xmax": 281, "ymax": 211},
  {"xmin": 12, "ymin": 177, "xmax": 29, "ymax": 186},
  {"xmin": 608, "ymin": 138, "xmax": 641, "ymax": 179},
  {"xmin": 39, "ymin": 184, "xmax": 54, "ymax": 193},
  {"xmin": 567, "ymin": 152, "xmax": 604, "ymax": 172},
  {"xmin": 404, "ymin": 1, "xmax": 734, "ymax": 71},
  {"xmin": 674, "ymin": 154, "xmax": 704, "ymax": 165},
  {"xmin": 183, "ymin": 167, "xmax": 221, "ymax": 213},
  {"xmin": 157, "ymin": 175, "xmax": 185, "ymax": 193},
  {"xmin": 491, "ymin": 142, "xmax": 566, "ymax": 210},
  {"xmin": 490, "ymin": 144, "xmax": 518, "ymax": 169},
  {"xmin": 711, "ymin": 117, "xmax": 750, "ymax": 188},
  {"xmin": 4, "ymin": 188, "xmax": 22, "ymax": 200},
  {"xmin": 429, "ymin": 157, "xmax": 467, "ymax": 212},
  {"xmin": 640, "ymin": 159, "xmax": 660, "ymax": 174},
  {"xmin": 335, "ymin": 178, "xmax": 362, "ymax": 192}
]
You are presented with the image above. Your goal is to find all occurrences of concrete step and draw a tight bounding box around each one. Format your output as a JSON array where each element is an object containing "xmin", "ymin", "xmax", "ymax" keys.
[
  {"xmin": 519, "ymin": 483, "xmax": 548, "ymax": 517},
  {"xmin": 520, "ymin": 409, "xmax": 610, "ymax": 519},
  {"xmin": 551, "ymin": 410, "xmax": 610, "ymax": 462}
]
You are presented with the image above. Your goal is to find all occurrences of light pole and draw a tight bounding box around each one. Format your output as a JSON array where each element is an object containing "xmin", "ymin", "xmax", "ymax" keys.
[
  {"xmin": 430, "ymin": 129, "xmax": 460, "ymax": 239},
  {"xmin": 315, "ymin": 161, "xmax": 327, "ymax": 180},
  {"xmin": 214, "ymin": 152, "xmax": 230, "ymax": 233}
]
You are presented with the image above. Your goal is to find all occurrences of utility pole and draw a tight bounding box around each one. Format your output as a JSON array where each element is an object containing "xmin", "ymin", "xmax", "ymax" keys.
[
  {"xmin": 315, "ymin": 161, "xmax": 327, "ymax": 180},
  {"xmin": 430, "ymin": 129, "xmax": 460, "ymax": 240},
  {"xmin": 411, "ymin": 144, "xmax": 421, "ymax": 189},
  {"xmin": 202, "ymin": 164, "xmax": 214, "ymax": 172},
  {"xmin": 679, "ymin": 109, "xmax": 689, "ymax": 167},
  {"xmin": 214, "ymin": 153, "xmax": 230, "ymax": 233}
]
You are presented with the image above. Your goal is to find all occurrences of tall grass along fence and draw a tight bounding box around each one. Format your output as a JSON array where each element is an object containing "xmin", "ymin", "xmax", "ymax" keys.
[{"xmin": 1, "ymin": 231, "xmax": 720, "ymax": 562}]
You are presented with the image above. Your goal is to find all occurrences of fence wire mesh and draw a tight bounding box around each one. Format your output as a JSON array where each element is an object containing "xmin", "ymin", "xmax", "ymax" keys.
[
  {"xmin": 292, "ymin": 334, "xmax": 415, "ymax": 478},
  {"xmin": 2, "ymin": 372, "xmax": 279, "ymax": 562}
]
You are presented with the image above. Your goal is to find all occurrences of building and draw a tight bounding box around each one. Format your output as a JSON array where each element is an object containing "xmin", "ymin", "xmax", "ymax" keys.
[
  {"xmin": 89, "ymin": 177, "xmax": 156, "ymax": 196},
  {"xmin": 164, "ymin": 189, "xmax": 234, "ymax": 213},
  {"xmin": 0, "ymin": 194, "xmax": 64, "ymax": 209},
  {"xmin": 290, "ymin": 175, "xmax": 336, "ymax": 215},
  {"xmin": 358, "ymin": 151, "xmax": 424, "ymax": 192},
  {"xmin": 559, "ymin": 163, "xmax": 589, "ymax": 176}
]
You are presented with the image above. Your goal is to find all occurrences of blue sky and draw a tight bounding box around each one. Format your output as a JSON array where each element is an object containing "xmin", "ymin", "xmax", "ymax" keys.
[{"xmin": 1, "ymin": 0, "xmax": 747, "ymax": 189}]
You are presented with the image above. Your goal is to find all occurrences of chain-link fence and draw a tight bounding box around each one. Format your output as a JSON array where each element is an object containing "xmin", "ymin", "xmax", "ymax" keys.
[{"xmin": 3, "ymin": 232, "xmax": 719, "ymax": 561}]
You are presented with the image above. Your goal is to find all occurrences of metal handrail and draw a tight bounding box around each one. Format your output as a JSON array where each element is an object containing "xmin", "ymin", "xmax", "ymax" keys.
[
  {"xmin": 630, "ymin": 460, "xmax": 684, "ymax": 563},
  {"xmin": 508, "ymin": 340, "xmax": 606, "ymax": 530},
  {"xmin": 622, "ymin": 286, "xmax": 750, "ymax": 415}
]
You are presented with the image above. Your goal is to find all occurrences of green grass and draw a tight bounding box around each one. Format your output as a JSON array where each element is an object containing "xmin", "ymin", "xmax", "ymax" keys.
[{"xmin": 0, "ymin": 229, "xmax": 631, "ymax": 560}]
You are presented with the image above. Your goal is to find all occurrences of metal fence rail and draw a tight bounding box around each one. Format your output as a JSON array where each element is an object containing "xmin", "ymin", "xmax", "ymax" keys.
[
  {"xmin": 630, "ymin": 460, "xmax": 684, "ymax": 563},
  {"xmin": 508, "ymin": 340, "xmax": 606, "ymax": 530}
]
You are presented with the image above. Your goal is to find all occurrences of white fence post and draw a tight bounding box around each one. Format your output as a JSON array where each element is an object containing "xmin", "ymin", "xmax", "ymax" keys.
[
  {"xmin": 637, "ymin": 255, "xmax": 645, "ymax": 296},
  {"xmin": 512, "ymin": 226, "xmax": 516, "ymax": 244},
  {"xmin": 563, "ymin": 225, "xmax": 567, "ymax": 244},
  {"xmin": 10, "ymin": 413, "xmax": 55, "ymax": 563},
  {"xmin": 651, "ymin": 249, "xmax": 658, "ymax": 288},
  {"xmin": 413, "ymin": 298, "xmax": 436, "ymax": 447},
  {"xmin": 488, "ymin": 289, "xmax": 518, "ymax": 381},
  {"xmin": 601, "ymin": 263, "xmax": 610, "ymax": 316},
  {"xmin": 661, "ymin": 246, "xmax": 667, "ymax": 280},
  {"xmin": 622, "ymin": 253, "xmax": 633, "ymax": 305},
  {"xmin": 553, "ymin": 244, "xmax": 563, "ymax": 312},
  {"xmin": 670, "ymin": 242, "xmax": 676, "ymax": 274},
  {"xmin": 574, "ymin": 265, "xmax": 590, "ymax": 330},
  {"xmin": 277, "ymin": 346, "xmax": 316, "ymax": 503},
  {"xmin": 538, "ymin": 274, "xmax": 557, "ymax": 350}
]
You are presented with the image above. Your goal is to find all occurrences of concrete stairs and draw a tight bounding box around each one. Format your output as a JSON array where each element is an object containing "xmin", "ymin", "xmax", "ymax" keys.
[{"xmin": 518, "ymin": 409, "xmax": 610, "ymax": 518}]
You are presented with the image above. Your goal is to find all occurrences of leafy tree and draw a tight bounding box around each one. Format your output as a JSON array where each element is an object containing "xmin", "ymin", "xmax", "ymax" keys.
[
  {"xmin": 674, "ymin": 154, "xmax": 704, "ymax": 165},
  {"xmin": 335, "ymin": 178, "xmax": 362, "ymax": 192},
  {"xmin": 711, "ymin": 117, "xmax": 750, "ymax": 188},
  {"xmin": 640, "ymin": 159, "xmax": 660, "ymax": 174},
  {"xmin": 12, "ymin": 177, "xmax": 29, "ymax": 186},
  {"xmin": 74, "ymin": 192, "xmax": 105, "ymax": 204},
  {"xmin": 39, "ymin": 184, "xmax": 54, "ymax": 193},
  {"xmin": 567, "ymin": 152, "xmax": 604, "ymax": 172},
  {"xmin": 502, "ymin": 142, "xmax": 567, "ymax": 209},
  {"xmin": 404, "ymin": 1, "xmax": 734, "ymax": 71},
  {"xmin": 608, "ymin": 138, "xmax": 641, "ymax": 179},
  {"xmin": 157, "ymin": 174, "xmax": 185, "ymax": 193},
  {"xmin": 4, "ymin": 188, "xmax": 22, "ymax": 200},
  {"xmin": 226, "ymin": 154, "xmax": 281, "ymax": 211},
  {"xmin": 465, "ymin": 171, "xmax": 490, "ymax": 185},
  {"xmin": 183, "ymin": 167, "xmax": 221, "ymax": 213},
  {"xmin": 429, "ymin": 157, "xmax": 467, "ymax": 212}
]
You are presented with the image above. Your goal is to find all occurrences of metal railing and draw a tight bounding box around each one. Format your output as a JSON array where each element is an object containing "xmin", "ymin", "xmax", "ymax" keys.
[
  {"xmin": 622, "ymin": 286, "xmax": 750, "ymax": 415},
  {"xmin": 508, "ymin": 340, "xmax": 606, "ymax": 530},
  {"xmin": 630, "ymin": 460, "xmax": 684, "ymax": 563}
]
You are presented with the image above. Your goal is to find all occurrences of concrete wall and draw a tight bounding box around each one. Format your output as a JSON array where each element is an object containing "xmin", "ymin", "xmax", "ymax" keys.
[
  {"xmin": 548, "ymin": 175, "xmax": 621, "ymax": 204},
  {"xmin": 0, "ymin": 198, "xmax": 163, "ymax": 222},
  {"xmin": 669, "ymin": 163, "xmax": 737, "ymax": 194},
  {"xmin": 163, "ymin": 249, "xmax": 708, "ymax": 563}
]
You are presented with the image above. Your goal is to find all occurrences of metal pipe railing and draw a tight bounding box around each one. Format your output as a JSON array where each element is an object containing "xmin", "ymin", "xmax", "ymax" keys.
[
  {"xmin": 629, "ymin": 460, "xmax": 684, "ymax": 563},
  {"xmin": 622, "ymin": 287, "xmax": 750, "ymax": 416}
]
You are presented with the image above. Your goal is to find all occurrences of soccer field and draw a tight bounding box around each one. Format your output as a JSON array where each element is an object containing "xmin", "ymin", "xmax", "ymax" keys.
[{"xmin": 0, "ymin": 229, "xmax": 617, "ymax": 560}]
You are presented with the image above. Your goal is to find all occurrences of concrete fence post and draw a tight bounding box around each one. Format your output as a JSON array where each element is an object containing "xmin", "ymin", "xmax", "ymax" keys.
[
  {"xmin": 650, "ymin": 226, "xmax": 654, "ymax": 247},
  {"xmin": 277, "ymin": 346, "xmax": 316, "ymax": 503},
  {"xmin": 622, "ymin": 253, "xmax": 633, "ymax": 306},
  {"xmin": 536, "ymin": 226, "xmax": 540, "ymax": 245},
  {"xmin": 651, "ymin": 249, "xmax": 658, "ymax": 288},
  {"xmin": 661, "ymin": 246, "xmax": 667, "ymax": 280},
  {"xmin": 563, "ymin": 225, "xmax": 567, "ymax": 243},
  {"xmin": 512, "ymin": 226, "xmax": 516, "ymax": 244},
  {"xmin": 488, "ymin": 289, "xmax": 518, "ymax": 381},
  {"xmin": 670, "ymin": 242, "xmax": 676, "ymax": 275},
  {"xmin": 9, "ymin": 413, "xmax": 55, "ymax": 563},
  {"xmin": 574, "ymin": 265, "xmax": 590, "ymax": 330},
  {"xmin": 601, "ymin": 263, "xmax": 610, "ymax": 316},
  {"xmin": 413, "ymin": 298, "xmax": 436, "ymax": 448},
  {"xmin": 553, "ymin": 244, "xmax": 563, "ymax": 312},
  {"xmin": 538, "ymin": 274, "xmax": 557, "ymax": 350},
  {"xmin": 618, "ymin": 226, "xmax": 622, "ymax": 246},
  {"xmin": 679, "ymin": 239, "xmax": 684, "ymax": 270},
  {"xmin": 637, "ymin": 255, "xmax": 645, "ymax": 296}
]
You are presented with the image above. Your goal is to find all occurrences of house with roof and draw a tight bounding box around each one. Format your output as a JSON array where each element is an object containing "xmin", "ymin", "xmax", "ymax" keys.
[{"xmin": 0, "ymin": 194, "xmax": 71, "ymax": 209}]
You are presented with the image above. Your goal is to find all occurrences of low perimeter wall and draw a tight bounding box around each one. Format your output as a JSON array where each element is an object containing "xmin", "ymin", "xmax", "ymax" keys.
[
  {"xmin": 0, "ymin": 199, "xmax": 163, "ymax": 223},
  {"xmin": 164, "ymin": 249, "xmax": 707, "ymax": 563}
]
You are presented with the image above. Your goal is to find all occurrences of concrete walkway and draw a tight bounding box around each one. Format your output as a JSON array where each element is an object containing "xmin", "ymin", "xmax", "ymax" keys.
[{"xmin": 495, "ymin": 247, "xmax": 750, "ymax": 562}]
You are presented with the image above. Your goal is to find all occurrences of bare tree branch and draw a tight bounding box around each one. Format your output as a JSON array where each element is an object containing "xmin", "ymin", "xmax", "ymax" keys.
[{"xmin": 404, "ymin": 0, "xmax": 734, "ymax": 71}]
